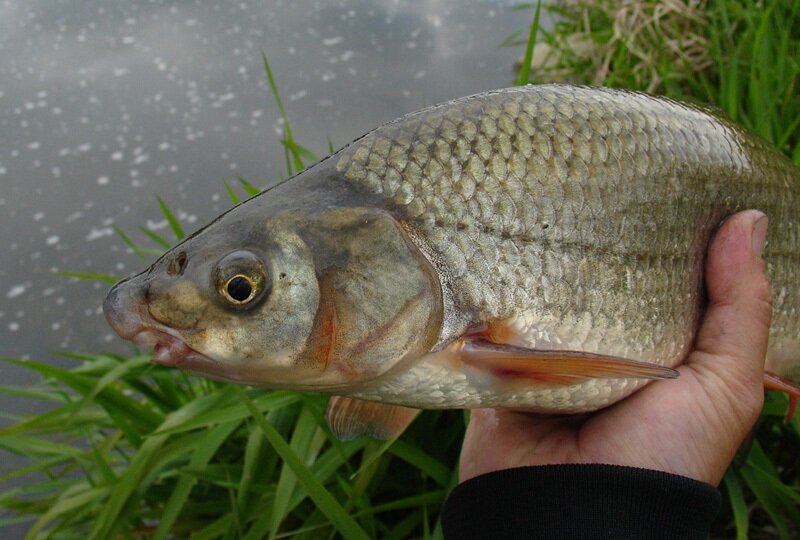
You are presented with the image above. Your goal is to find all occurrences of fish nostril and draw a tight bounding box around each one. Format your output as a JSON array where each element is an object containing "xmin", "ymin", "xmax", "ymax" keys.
[{"xmin": 167, "ymin": 252, "xmax": 188, "ymax": 276}]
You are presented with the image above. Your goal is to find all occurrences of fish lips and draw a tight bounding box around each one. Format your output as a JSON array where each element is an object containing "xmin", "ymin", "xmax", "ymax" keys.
[{"xmin": 104, "ymin": 278, "xmax": 213, "ymax": 368}]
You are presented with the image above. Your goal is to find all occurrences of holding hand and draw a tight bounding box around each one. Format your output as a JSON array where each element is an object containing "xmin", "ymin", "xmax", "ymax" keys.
[{"xmin": 459, "ymin": 210, "xmax": 771, "ymax": 486}]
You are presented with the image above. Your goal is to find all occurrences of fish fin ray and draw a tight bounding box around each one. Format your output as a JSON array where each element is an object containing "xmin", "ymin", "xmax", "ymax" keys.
[
  {"xmin": 459, "ymin": 338, "xmax": 679, "ymax": 384},
  {"xmin": 325, "ymin": 396, "xmax": 419, "ymax": 440},
  {"xmin": 763, "ymin": 371, "xmax": 800, "ymax": 423}
]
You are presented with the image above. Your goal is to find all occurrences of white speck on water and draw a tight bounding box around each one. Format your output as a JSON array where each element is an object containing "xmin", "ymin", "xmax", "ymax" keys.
[
  {"xmin": 323, "ymin": 36, "xmax": 342, "ymax": 46},
  {"xmin": 8, "ymin": 322, "xmax": 19, "ymax": 332},
  {"xmin": 46, "ymin": 235, "xmax": 60, "ymax": 246},
  {"xmin": 111, "ymin": 151, "xmax": 123, "ymax": 161},
  {"xmin": 77, "ymin": 143, "xmax": 92, "ymax": 153},
  {"xmin": 289, "ymin": 89, "xmax": 307, "ymax": 101},
  {"xmin": 86, "ymin": 227, "xmax": 113, "ymax": 241},
  {"xmin": 0, "ymin": 165, "xmax": 6, "ymax": 175},
  {"xmin": 321, "ymin": 71, "xmax": 336, "ymax": 82},
  {"xmin": 185, "ymin": 19, "xmax": 198, "ymax": 26},
  {"xmin": 113, "ymin": 67, "xmax": 129, "ymax": 77},
  {"xmin": 28, "ymin": 141, "xmax": 41, "ymax": 150},
  {"xmin": 133, "ymin": 153, "xmax": 150, "ymax": 165},
  {"xmin": 122, "ymin": 36, "xmax": 135, "ymax": 45},
  {"xmin": 97, "ymin": 176, "xmax": 109, "ymax": 185},
  {"xmin": 147, "ymin": 219, "xmax": 168, "ymax": 231},
  {"xmin": 340, "ymin": 50, "xmax": 354, "ymax": 61},
  {"xmin": 7, "ymin": 285, "xmax": 27, "ymax": 299},
  {"xmin": 33, "ymin": 212, "xmax": 45, "ymax": 221},
  {"xmin": 158, "ymin": 142, "xmax": 170, "ymax": 151},
  {"xmin": 65, "ymin": 211, "xmax": 84, "ymax": 223},
  {"xmin": 42, "ymin": 287, "xmax": 55, "ymax": 297}
]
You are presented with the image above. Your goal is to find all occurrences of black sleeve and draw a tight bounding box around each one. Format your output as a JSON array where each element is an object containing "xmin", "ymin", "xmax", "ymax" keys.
[{"xmin": 441, "ymin": 464, "xmax": 721, "ymax": 539}]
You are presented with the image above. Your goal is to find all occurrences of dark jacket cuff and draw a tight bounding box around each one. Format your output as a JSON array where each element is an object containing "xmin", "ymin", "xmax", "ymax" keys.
[{"xmin": 441, "ymin": 464, "xmax": 721, "ymax": 539}]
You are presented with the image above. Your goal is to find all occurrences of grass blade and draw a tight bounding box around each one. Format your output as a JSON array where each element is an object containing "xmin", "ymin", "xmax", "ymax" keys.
[
  {"xmin": 224, "ymin": 181, "xmax": 242, "ymax": 204},
  {"xmin": 153, "ymin": 420, "xmax": 242, "ymax": 539},
  {"xmin": 262, "ymin": 51, "xmax": 305, "ymax": 174},
  {"xmin": 54, "ymin": 271, "xmax": 119, "ymax": 284},
  {"xmin": 139, "ymin": 226, "xmax": 172, "ymax": 249},
  {"xmin": 236, "ymin": 387, "xmax": 371, "ymax": 540},
  {"xmin": 514, "ymin": 0, "xmax": 542, "ymax": 86},
  {"xmin": 723, "ymin": 470, "xmax": 749, "ymax": 540},
  {"xmin": 237, "ymin": 176, "xmax": 262, "ymax": 196},
  {"xmin": 157, "ymin": 196, "xmax": 186, "ymax": 241}
]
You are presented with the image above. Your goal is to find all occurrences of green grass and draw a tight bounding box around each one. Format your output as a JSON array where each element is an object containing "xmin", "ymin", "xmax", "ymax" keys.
[{"xmin": 2, "ymin": 1, "xmax": 800, "ymax": 537}]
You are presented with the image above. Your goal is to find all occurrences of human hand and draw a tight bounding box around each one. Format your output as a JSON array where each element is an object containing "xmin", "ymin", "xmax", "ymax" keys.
[{"xmin": 459, "ymin": 210, "xmax": 771, "ymax": 486}]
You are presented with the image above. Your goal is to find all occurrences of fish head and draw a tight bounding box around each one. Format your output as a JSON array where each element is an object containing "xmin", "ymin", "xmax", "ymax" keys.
[{"xmin": 104, "ymin": 177, "xmax": 443, "ymax": 392}]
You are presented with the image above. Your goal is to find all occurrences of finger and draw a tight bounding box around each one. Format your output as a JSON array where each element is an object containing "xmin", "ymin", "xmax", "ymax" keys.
[{"xmin": 690, "ymin": 210, "xmax": 771, "ymax": 402}]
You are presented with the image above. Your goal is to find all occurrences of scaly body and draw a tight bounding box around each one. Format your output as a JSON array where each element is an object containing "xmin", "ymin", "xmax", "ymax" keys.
[
  {"xmin": 333, "ymin": 85, "xmax": 799, "ymax": 411},
  {"xmin": 104, "ymin": 85, "xmax": 800, "ymax": 438}
]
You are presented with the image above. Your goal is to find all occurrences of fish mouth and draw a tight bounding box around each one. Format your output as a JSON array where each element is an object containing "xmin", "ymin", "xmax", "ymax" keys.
[
  {"xmin": 131, "ymin": 326, "xmax": 213, "ymax": 367},
  {"xmin": 104, "ymin": 278, "xmax": 215, "ymax": 368}
]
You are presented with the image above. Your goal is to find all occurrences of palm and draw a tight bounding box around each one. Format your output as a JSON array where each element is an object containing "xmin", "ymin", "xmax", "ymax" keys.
[{"xmin": 460, "ymin": 211, "xmax": 770, "ymax": 486}]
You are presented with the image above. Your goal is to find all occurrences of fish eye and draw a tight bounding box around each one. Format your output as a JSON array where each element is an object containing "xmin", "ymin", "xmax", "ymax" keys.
[
  {"xmin": 224, "ymin": 275, "xmax": 255, "ymax": 304},
  {"xmin": 214, "ymin": 250, "xmax": 269, "ymax": 309}
]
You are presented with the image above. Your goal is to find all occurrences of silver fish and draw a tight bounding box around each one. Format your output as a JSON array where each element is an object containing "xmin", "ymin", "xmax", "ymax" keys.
[{"xmin": 104, "ymin": 85, "xmax": 799, "ymax": 439}]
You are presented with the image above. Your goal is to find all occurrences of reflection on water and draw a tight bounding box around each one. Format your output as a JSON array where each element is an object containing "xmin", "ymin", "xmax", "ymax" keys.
[{"xmin": 0, "ymin": 0, "xmax": 526, "ymax": 369}]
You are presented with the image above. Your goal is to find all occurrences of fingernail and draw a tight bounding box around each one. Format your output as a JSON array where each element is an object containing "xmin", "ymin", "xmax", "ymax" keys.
[{"xmin": 752, "ymin": 213, "xmax": 768, "ymax": 258}]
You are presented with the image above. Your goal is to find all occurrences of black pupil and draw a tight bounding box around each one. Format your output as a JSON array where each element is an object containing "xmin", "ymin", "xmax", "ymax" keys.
[{"xmin": 227, "ymin": 276, "xmax": 253, "ymax": 302}]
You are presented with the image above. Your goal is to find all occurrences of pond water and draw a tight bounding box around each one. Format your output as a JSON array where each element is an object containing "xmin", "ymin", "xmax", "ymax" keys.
[{"xmin": 0, "ymin": 0, "xmax": 533, "ymax": 370}]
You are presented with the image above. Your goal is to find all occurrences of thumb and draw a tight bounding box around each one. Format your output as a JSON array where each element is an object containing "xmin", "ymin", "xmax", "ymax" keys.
[{"xmin": 690, "ymin": 210, "xmax": 771, "ymax": 422}]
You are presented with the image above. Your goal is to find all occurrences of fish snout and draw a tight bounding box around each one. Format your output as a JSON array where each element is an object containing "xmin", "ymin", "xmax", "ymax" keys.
[{"xmin": 103, "ymin": 279, "xmax": 147, "ymax": 340}]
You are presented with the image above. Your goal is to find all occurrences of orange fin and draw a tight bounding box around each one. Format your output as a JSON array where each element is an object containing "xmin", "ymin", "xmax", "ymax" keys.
[
  {"xmin": 459, "ymin": 339, "xmax": 679, "ymax": 384},
  {"xmin": 763, "ymin": 371, "xmax": 800, "ymax": 423},
  {"xmin": 325, "ymin": 396, "xmax": 419, "ymax": 440}
]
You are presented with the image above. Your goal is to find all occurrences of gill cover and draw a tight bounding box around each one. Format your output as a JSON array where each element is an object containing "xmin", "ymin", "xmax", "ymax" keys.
[{"xmin": 297, "ymin": 207, "xmax": 444, "ymax": 387}]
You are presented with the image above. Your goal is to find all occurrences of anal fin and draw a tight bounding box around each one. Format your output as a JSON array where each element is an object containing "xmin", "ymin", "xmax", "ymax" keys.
[
  {"xmin": 763, "ymin": 371, "xmax": 800, "ymax": 423},
  {"xmin": 458, "ymin": 338, "xmax": 678, "ymax": 384},
  {"xmin": 326, "ymin": 396, "xmax": 419, "ymax": 440}
]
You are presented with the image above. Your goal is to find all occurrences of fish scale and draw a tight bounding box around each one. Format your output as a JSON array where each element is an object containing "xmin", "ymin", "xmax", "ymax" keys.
[{"xmin": 335, "ymin": 85, "xmax": 799, "ymax": 408}]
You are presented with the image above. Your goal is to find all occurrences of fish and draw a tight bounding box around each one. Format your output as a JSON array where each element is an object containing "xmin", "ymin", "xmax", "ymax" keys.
[{"xmin": 104, "ymin": 85, "xmax": 800, "ymax": 440}]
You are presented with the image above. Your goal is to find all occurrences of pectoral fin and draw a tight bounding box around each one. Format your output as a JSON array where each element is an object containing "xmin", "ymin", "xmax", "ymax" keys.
[
  {"xmin": 763, "ymin": 371, "xmax": 800, "ymax": 423},
  {"xmin": 458, "ymin": 338, "xmax": 679, "ymax": 384},
  {"xmin": 326, "ymin": 396, "xmax": 419, "ymax": 440}
]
